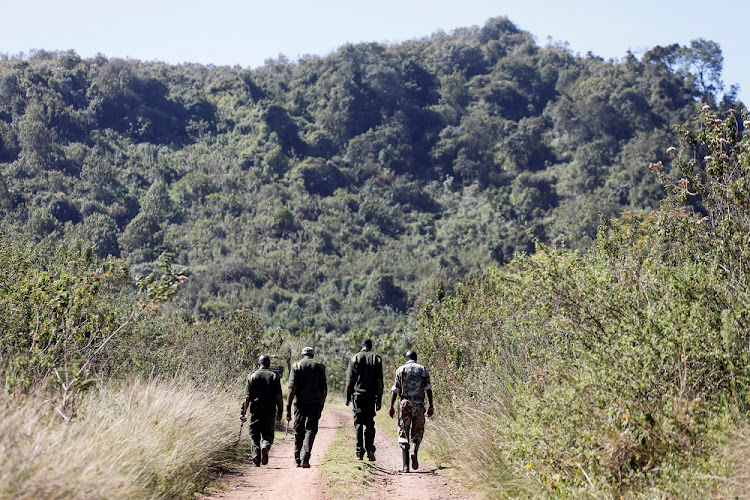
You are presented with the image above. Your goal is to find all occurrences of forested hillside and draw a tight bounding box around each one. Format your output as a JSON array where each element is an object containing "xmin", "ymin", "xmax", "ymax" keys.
[{"xmin": 0, "ymin": 16, "xmax": 741, "ymax": 337}]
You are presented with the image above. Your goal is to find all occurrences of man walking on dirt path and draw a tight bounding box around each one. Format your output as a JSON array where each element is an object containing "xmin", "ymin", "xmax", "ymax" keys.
[
  {"xmin": 286, "ymin": 346, "xmax": 328, "ymax": 468},
  {"xmin": 241, "ymin": 354, "xmax": 284, "ymax": 467},
  {"xmin": 345, "ymin": 338, "xmax": 384, "ymax": 461},
  {"xmin": 389, "ymin": 350, "xmax": 434, "ymax": 473}
]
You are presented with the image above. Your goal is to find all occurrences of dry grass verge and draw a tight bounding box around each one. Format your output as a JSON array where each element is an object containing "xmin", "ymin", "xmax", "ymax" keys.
[{"xmin": 0, "ymin": 377, "xmax": 246, "ymax": 499}]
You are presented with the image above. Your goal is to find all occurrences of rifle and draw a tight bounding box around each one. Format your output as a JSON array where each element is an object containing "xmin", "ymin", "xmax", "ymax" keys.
[{"xmin": 236, "ymin": 418, "xmax": 245, "ymax": 447}]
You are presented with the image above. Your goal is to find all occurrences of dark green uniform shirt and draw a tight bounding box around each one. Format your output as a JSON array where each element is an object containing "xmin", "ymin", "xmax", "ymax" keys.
[
  {"xmin": 245, "ymin": 367, "xmax": 283, "ymax": 416},
  {"xmin": 288, "ymin": 356, "xmax": 327, "ymax": 405},
  {"xmin": 345, "ymin": 348, "xmax": 384, "ymax": 400}
]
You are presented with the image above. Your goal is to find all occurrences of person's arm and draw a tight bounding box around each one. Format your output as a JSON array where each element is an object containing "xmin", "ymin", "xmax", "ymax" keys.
[
  {"xmin": 274, "ymin": 376, "xmax": 284, "ymax": 421},
  {"xmin": 241, "ymin": 396, "xmax": 250, "ymax": 421},
  {"xmin": 319, "ymin": 365, "xmax": 328, "ymax": 418},
  {"xmin": 286, "ymin": 366, "xmax": 296, "ymax": 421},
  {"xmin": 389, "ymin": 368, "xmax": 400, "ymax": 418},
  {"xmin": 241, "ymin": 376, "xmax": 252, "ymax": 421},
  {"xmin": 286, "ymin": 386, "xmax": 296, "ymax": 421},
  {"xmin": 345, "ymin": 359, "xmax": 354, "ymax": 406},
  {"xmin": 424, "ymin": 367, "xmax": 434, "ymax": 416},
  {"xmin": 320, "ymin": 365, "xmax": 328, "ymax": 406},
  {"xmin": 375, "ymin": 356, "xmax": 384, "ymax": 410}
]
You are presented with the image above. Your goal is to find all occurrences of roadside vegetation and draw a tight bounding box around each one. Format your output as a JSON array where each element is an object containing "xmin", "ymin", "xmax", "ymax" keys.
[
  {"xmin": 0, "ymin": 378, "xmax": 248, "ymax": 499},
  {"xmin": 417, "ymin": 106, "xmax": 750, "ymax": 497}
]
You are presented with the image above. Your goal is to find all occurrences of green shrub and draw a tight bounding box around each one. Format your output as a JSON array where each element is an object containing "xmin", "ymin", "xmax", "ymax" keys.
[{"xmin": 416, "ymin": 107, "xmax": 750, "ymax": 496}]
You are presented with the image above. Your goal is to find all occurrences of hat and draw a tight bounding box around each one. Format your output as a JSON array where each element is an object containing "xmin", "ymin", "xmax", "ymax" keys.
[{"xmin": 302, "ymin": 346, "xmax": 314, "ymax": 356}]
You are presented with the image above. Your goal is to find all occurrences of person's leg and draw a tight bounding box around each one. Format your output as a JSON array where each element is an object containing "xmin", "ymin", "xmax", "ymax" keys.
[
  {"xmin": 293, "ymin": 404, "xmax": 306, "ymax": 466},
  {"xmin": 361, "ymin": 395, "xmax": 377, "ymax": 460},
  {"xmin": 249, "ymin": 414, "xmax": 262, "ymax": 466},
  {"xmin": 260, "ymin": 413, "xmax": 275, "ymax": 465},
  {"xmin": 301, "ymin": 404, "xmax": 321, "ymax": 466},
  {"xmin": 410, "ymin": 405, "xmax": 426, "ymax": 470},
  {"xmin": 397, "ymin": 399, "xmax": 413, "ymax": 472},
  {"xmin": 352, "ymin": 395, "xmax": 365, "ymax": 459}
]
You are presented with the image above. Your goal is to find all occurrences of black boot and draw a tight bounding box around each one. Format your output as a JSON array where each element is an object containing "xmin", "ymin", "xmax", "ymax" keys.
[
  {"xmin": 401, "ymin": 447, "xmax": 410, "ymax": 473},
  {"xmin": 411, "ymin": 441, "xmax": 420, "ymax": 470}
]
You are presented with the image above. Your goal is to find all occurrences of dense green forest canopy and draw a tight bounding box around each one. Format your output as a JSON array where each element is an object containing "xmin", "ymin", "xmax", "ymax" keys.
[{"xmin": 0, "ymin": 17, "xmax": 742, "ymax": 337}]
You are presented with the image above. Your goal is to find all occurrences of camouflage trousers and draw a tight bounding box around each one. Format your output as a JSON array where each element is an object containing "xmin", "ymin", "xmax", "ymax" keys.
[{"xmin": 397, "ymin": 398, "xmax": 425, "ymax": 448}]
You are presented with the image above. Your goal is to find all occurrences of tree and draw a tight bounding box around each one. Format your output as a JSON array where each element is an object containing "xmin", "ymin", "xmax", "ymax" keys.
[
  {"xmin": 140, "ymin": 179, "xmax": 173, "ymax": 222},
  {"xmin": 364, "ymin": 274, "xmax": 408, "ymax": 312},
  {"xmin": 119, "ymin": 213, "xmax": 163, "ymax": 262},
  {"xmin": 679, "ymin": 38, "xmax": 724, "ymax": 99},
  {"xmin": 76, "ymin": 212, "xmax": 121, "ymax": 257}
]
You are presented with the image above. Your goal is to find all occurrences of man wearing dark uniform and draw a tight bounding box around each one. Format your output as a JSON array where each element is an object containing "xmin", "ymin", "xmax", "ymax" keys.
[
  {"xmin": 286, "ymin": 346, "xmax": 328, "ymax": 468},
  {"xmin": 345, "ymin": 338, "xmax": 384, "ymax": 461},
  {"xmin": 389, "ymin": 350, "xmax": 434, "ymax": 473},
  {"xmin": 241, "ymin": 354, "xmax": 284, "ymax": 467}
]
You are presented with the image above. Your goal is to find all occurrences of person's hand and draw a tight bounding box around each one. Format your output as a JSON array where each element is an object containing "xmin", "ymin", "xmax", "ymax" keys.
[
  {"xmin": 375, "ymin": 400, "xmax": 381, "ymax": 411},
  {"xmin": 388, "ymin": 407, "xmax": 395, "ymax": 418},
  {"xmin": 276, "ymin": 412, "xmax": 282, "ymax": 422},
  {"xmin": 286, "ymin": 411, "xmax": 292, "ymax": 422},
  {"xmin": 345, "ymin": 398, "xmax": 350, "ymax": 406},
  {"xmin": 427, "ymin": 406, "xmax": 434, "ymax": 417},
  {"xmin": 240, "ymin": 414, "xmax": 247, "ymax": 423}
]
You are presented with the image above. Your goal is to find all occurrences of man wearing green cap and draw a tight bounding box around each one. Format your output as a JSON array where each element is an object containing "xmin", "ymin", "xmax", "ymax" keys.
[{"xmin": 286, "ymin": 346, "xmax": 327, "ymax": 468}]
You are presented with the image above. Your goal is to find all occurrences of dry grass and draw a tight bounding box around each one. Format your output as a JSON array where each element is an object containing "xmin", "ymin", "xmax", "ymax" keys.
[
  {"xmin": 0, "ymin": 377, "xmax": 246, "ymax": 500},
  {"xmin": 424, "ymin": 403, "xmax": 538, "ymax": 499},
  {"xmin": 720, "ymin": 424, "xmax": 750, "ymax": 498}
]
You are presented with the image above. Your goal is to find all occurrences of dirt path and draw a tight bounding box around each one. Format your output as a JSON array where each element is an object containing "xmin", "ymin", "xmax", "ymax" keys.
[
  {"xmin": 366, "ymin": 414, "xmax": 467, "ymax": 500},
  {"xmin": 205, "ymin": 409, "xmax": 344, "ymax": 500},
  {"xmin": 205, "ymin": 408, "xmax": 468, "ymax": 500}
]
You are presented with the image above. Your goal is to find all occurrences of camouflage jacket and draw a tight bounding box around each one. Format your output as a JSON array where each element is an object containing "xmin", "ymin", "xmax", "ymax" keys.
[{"xmin": 391, "ymin": 360, "xmax": 432, "ymax": 406}]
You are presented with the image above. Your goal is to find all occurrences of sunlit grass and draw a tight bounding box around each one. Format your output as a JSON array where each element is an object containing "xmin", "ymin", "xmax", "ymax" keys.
[
  {"xmin": 0, "ymin": 377, "xmax": 248, "ymax": 499},
  {"xmin": 319, "ymin": 400, "xmax": 370, "ymax": 499}
]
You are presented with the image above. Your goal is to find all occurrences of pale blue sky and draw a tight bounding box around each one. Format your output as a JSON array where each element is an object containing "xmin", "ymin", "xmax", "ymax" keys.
[{"xmin": 2, "ymin": 0, "xmax": 747, "ymax": 104}]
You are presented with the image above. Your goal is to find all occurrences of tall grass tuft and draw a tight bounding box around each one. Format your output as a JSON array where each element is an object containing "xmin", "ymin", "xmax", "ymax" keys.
[{"xmin": 0, "ymin": 377, "xmax": 246, "ymax": 499}]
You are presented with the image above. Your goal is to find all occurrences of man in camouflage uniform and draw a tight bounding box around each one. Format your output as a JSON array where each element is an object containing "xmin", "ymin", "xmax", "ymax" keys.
[
  {"xmin": 286, "ymin": 346, "xmax": 328, "ymax": 468},
  {"xmin": 241, "ymin": 354, "xmax": 284, "ymax": 467},
  {"xmin": 389, "ymin": 350, "xmax": 434, "ymax": 473},
  {"xmin": 345, "ymin": 338, "xmax": 384, "ymax": 461}
]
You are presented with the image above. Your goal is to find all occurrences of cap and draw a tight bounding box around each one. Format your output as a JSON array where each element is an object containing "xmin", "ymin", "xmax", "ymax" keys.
[{"xmin": 302, "ymin": 346, "xmax": 314, "ymax": 356}]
